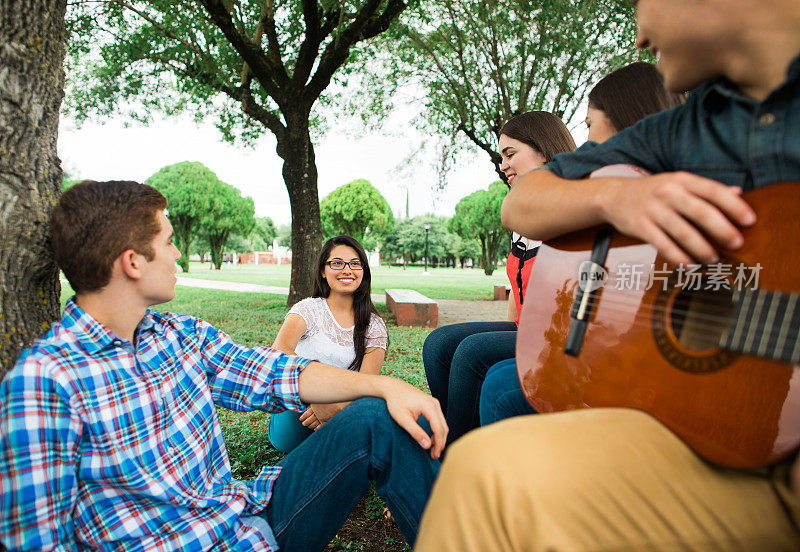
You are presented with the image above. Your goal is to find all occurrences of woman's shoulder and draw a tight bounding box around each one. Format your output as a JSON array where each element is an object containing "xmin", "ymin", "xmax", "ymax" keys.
[
  {"xmin": 367, "ymin": 311, "xmax": 388, "ymax": 336},
  {"xmin": 288, "ymin": 296, "xmax": 326, "ymax": 322}
]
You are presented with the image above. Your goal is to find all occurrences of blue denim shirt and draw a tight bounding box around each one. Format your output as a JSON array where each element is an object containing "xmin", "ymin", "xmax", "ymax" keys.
[{"xmin": 547, "ymin": 53, "xmax": 800, "ymax": 188}]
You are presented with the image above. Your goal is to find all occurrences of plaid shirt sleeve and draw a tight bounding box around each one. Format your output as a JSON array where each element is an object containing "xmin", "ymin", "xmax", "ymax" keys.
[
  {"xmin": 189, "ymin": 317, "xmax": 311, "ymax": 413},
  {"xmin": 0, "ymin": 352, "xmax": 82, "ymax": 551}
]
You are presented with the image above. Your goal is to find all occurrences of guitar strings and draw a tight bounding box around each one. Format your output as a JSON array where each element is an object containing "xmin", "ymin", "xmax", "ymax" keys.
[{"xmin": 538, "ymin": 289, "xmax": 800, "ymax": 346}]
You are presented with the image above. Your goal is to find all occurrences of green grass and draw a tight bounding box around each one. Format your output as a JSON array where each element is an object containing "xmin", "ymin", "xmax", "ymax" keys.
[{"xmin": 179, "ymin": 261, "xmax": 506, "ymax": 301}]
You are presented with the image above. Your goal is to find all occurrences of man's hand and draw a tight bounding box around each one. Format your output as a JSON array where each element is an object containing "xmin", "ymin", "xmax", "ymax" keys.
[
  {"xmin": 600, "ymin": 172, "xmax": 756, "ymax": 265},
  {"xmin": 502, "ymin": 168, "xmax": 757, "ymax": 266},
  {"xmin": 379, "ymin": 378, "xmax": 448, "ymax": 460},
  {"xmin": 297, "ymin": 362, "xmax": 448, "ymax": 459}
]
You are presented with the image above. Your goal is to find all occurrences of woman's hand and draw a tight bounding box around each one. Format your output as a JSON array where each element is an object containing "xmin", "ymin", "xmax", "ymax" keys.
[{"xmin": 300, "ymin": 403, "xmax": 346, "ymax": 430}]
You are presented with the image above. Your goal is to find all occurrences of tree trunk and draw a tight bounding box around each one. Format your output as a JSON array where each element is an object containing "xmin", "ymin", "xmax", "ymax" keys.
[
  {"xmin": 208, "ymin": 232, "xmax": 227, "ymax": 270},
  {"xmin": 277, "ymin": 114, "xmax": 322, "ymax": 307},
  {"xmin": 0, "ymin": 0, "xmax": 67, "ymax": 379}
]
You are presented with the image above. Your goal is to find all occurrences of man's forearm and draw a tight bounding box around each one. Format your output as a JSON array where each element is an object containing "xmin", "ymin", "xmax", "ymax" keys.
[
  {"xmin": 501, "ymin": 169, "xmax": 610, "ymax": 240},
  {"xmin": 298, "ymin": 362, "xmax": 390, "ymax": 404}
]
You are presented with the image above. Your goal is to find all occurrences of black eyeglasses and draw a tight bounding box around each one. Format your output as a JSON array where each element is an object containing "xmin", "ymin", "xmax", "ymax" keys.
[{"xmin": 325, "ymin": 259, "xmax": 364, "ymax": 270}]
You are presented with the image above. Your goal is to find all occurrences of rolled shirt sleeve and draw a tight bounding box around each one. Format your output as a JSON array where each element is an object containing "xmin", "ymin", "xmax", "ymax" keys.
[
  {"xmin": 547, "ymin": 106, "xmax": 681, "ymax": 180},
  {"xmin": 192, "ymin": 317, "xmax": 311, "ymax": 414}
]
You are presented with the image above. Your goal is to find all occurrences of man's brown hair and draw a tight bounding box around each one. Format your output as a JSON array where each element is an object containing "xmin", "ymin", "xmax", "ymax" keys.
[{"xmin": 51, "ymin": 180, "xmax": 168, "ymax": 293}]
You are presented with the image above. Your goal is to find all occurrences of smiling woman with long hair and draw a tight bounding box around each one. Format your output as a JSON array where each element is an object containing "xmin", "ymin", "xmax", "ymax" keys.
[
  {"xmin": 268, "ymin": 235, "xmax": 388, "ymax": 452},
  {"xmin": 421, "ymin": 111, "xmax": 577, "ymax": 449}
]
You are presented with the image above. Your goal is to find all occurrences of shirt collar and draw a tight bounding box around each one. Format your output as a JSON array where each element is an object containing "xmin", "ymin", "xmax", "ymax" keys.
[
  {"xmin": 62, "ymin": 297, "xmax": 160, "ymax": 351},
  {"xmin": 700, "ymin": 50, "xmax": 800, "ymax": 111}
]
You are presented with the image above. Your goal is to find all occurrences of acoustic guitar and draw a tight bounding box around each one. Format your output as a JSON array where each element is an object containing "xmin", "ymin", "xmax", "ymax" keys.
[{"xmin": 516, "ymin": 181, "xmax": 800, "ymax": 468}]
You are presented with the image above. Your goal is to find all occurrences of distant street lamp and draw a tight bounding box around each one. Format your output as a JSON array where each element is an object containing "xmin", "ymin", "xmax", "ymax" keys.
[{"xmin": 424, "ymin": 224, "xmax": 430, "ymax": 274}]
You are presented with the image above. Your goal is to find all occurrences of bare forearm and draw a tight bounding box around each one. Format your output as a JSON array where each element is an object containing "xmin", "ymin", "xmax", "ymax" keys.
[
  {"xmin": 506, "ymin": 295, "xmax": 516, "ymax": 322},
  {"xmin": 298, "ymin": 361, "xmax": 390, "ymax": 404},
  {"xmin": 501, "ymin": 169, "xmax": 608, "ymax": 240}
]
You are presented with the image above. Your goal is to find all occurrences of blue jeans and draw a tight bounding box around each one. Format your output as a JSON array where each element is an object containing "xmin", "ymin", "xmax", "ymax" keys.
[
  {"xmin": 422, "ymin": 321, "xmax": 517, "ymax": 445},
  {"xmin": 268, "ymin": 409, "xmax": 313, "ymax": 453},
  {"xmin": 479, "ymin": 358, "xmax": 537, "ymax": 426},
  {"xmin": 260, "ymin": 397, "xmax": 439, "ymax": 552}
]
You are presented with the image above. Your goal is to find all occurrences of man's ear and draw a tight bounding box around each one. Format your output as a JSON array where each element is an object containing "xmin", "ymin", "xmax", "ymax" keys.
[{"xmin": 116, "ymin": 249, "xmax": 143, "ymax": 281}]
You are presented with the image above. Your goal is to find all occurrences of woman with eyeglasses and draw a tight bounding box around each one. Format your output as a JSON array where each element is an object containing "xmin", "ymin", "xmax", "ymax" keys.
[{"xmin": 267, "ymin": 235, "xmax": 388, "ymax": 453}]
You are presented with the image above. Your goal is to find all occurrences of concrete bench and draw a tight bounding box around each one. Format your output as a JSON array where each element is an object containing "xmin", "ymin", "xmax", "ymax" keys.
[
  {"xmin": 493, "ymin": 284, "xmax": 511, "ymax": 301},
  {"xmin": 385, "ymin": 289, "xmax": 438, "ymax": 328}
]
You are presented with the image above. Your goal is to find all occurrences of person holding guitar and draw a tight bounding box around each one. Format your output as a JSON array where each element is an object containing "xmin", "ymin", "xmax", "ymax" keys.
[{"xmin": 416, "ymin": 0, "xmax": 800, "ymax": 550}]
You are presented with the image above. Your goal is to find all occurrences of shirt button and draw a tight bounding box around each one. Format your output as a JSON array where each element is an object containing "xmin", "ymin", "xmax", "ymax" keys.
[
  {"xmin": 112, "ymin": 340, "xmax": 122, "ymax": 347},
  {"xmin": 758, "ymin": 113, "xmax": 775, "ymax": 126}
]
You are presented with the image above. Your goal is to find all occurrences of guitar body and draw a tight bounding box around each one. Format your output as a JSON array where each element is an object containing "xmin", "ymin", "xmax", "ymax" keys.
[{"xmin": 516, "ymin": 183, "xmax": 800, "ymax": 467}]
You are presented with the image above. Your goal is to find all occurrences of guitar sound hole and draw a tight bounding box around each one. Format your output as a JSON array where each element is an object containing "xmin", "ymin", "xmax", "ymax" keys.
[{"xmin": 670, "ymin": 287, "xmax": 736, "ymax": 352}]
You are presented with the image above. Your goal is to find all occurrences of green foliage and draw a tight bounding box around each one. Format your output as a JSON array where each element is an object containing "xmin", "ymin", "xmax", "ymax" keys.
[
  {"xmin": 276, "ymin": 224, "xmax": 292, "ymax": 250},
  {"xmin": 252, "ymin": 217, "xmax": 277, "ymax": 248},
  {"xmin": 450, "ymin": 181, "xmax": 510, "ymax": 275},
  {"xmin": 64, "ymin": 0, "xmax": 412, "ymax": 303},
  {"xmin": 201, "ymin": 183, "xmax": 256, "ymax": 270},
  {"xmin": 320, "ymin": 179, "xmax": 394, "ymax": 245},
  {"xmin": 146, "ymin": 161, "xmax": 225, "ymax": 273},
  {"xmin": 62, "ymin": 179, "xmax": 84, "ymax": 191},
  {"xmin": 361, "ymin": 0, "xmax": 647, "ymax": 180},
  {"xmin": 380, "ymin": 214, "xmax": 451, "ymax": 266}
]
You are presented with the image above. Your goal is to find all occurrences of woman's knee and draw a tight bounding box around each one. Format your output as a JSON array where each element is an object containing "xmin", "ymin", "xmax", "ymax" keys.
[
  {"xmin": 450, "ymin": 334, "xmax": 513, "ymax": 375},
  {"xmin": 422, "ymin": 324, "xmax": 463, "ymax": 365},
  {"xmin": 268, "ymin": 410, "xmax": 310, "ymax": 453}
]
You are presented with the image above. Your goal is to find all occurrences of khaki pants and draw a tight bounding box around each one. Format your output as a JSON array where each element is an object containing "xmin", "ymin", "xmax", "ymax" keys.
[{"xmin": 416, "ymin": 409, "xmax": 800, "ymax": 552}]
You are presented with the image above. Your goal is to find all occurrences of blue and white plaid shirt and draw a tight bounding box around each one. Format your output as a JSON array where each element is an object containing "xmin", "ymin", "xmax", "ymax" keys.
[{"xmin": 0, "ymin": 298, "xmax": 311, "ymax": 551}]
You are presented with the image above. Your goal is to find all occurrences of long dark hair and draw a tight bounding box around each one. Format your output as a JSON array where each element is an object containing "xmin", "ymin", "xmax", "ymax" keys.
[
  {"xmin": 588, "ymin": 61, "xmax": 684, "ymax": 134},
  {"xmin": 499, "ymin": 111, "xmax": 577, "ymax": 164},
  {"xmin": 313, "ymin": 235, "xmax": 382, "ymax": 371}
]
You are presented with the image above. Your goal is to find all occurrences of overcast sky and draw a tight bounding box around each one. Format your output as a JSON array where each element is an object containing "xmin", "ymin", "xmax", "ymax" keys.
[{"xmin": 57, "ymin": 106, "xmax": 589, "ymax": 227}]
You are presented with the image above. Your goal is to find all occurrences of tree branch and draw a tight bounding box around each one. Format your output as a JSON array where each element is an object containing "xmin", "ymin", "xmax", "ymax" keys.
[
  {"xmin": 304, "ymin": 0, "xmax": 406, "ymax": 102},
  {"xmin": 197, "ymin": 0, "xmax": 287, "ymax": 100}
]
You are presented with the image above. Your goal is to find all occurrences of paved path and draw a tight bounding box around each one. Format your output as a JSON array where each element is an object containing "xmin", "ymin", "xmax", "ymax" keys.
[{"xmin": 177, "ymin": 277, "xmax": 508, "ymax": 326}]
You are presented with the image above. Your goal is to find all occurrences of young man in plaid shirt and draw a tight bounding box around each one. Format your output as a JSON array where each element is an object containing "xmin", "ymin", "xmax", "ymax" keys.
[{"xmin": 0, "ymin": 180, "xmax": 447, "ymax": 551}]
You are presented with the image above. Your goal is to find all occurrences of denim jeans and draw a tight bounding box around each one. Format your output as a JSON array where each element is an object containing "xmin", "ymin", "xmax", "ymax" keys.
[
  {"xmin": 267, "ymin": 409, "xmax": 313, "ymax": 453},
  {"xmin": 260, "ymin": 397, "xmax": 439, "ymax": 552},
  {"xmin": 479, "ymin": 358, "xmax": 536, "ymax": 426},
  {"xmin": 422, "ymin": 321, "xmax": 517, "ymax": 445}
]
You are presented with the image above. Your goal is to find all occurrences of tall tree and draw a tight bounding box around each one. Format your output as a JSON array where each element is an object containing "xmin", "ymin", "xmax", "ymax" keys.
[
  {"xmin": 0, "ymin": 0, "xmax": 67, "ymax": 377},
  {"xmin": 450, "ymin": 181, "xmax": 508, "ymax": 275},
  {"xmin": 201, "ymin": 182, "xmax": 256, "ymax": 269},
  {"xmin": 66, "ymin": 0, "xmax": 408, "ymax": 305},
  {"xmin": 146, "ymin": 161, "xmax": 223, "ymax": 273},
  {"xmin": 381, "ymin": 214, "xmax": 449, "ymax": 265},
  {"xmin": 320, "ymin": 178, "xmax": 394, "ymax": 247},
  {"xmin": 252, "ymin": 216, "xmax": 278, "ymax": 249},
  {"xmin": 367, "ymin": 0, "xmax": 644, "ymax": 183}
]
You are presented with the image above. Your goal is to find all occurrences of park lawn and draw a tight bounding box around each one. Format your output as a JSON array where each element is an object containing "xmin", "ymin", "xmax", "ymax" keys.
[
  {"xmin": 178, "ymin": 261, "xmax": 507, "ymax": 301},
  {"xmin": 59, "ymin": 284, "xmax": 429, "ymax": 551}
]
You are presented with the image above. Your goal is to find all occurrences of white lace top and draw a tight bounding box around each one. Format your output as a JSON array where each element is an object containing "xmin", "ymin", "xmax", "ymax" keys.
[{"xmin": 287, "ymin": 297, "xmax": 388, "ymax": 370}]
